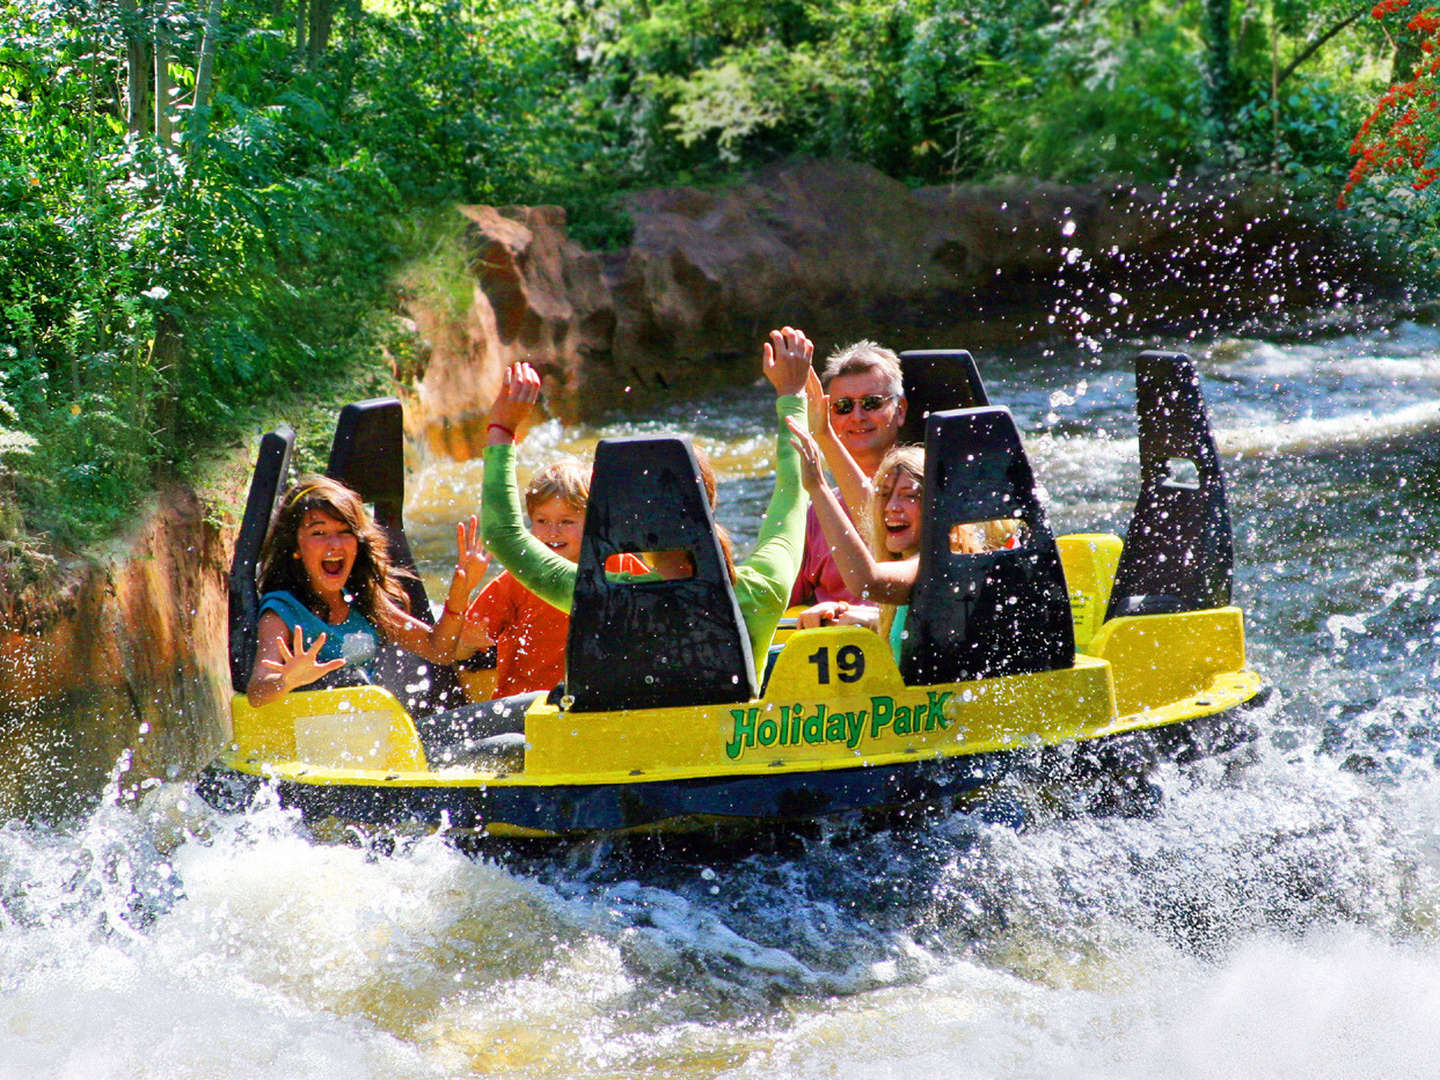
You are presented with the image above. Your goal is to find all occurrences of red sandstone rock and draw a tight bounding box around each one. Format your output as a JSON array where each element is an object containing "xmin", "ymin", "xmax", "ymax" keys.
[
  {"xmin": 0, "ymin": 483, "xmax": 235, "ymax": 820},
  {"xmin": 402, "ymin": 160, "xmax": 1390, "ymax": 459}
]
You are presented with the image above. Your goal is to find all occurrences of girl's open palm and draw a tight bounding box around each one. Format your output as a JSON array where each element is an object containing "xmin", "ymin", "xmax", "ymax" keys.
[
  {"xmin": 805, "ymin": 368, "xmax": 835, "ymax": 444},
  {"xmin": 786, "ymin": 416, "xmax": 826, "ymax": 493},
  {"xmin": 454, "ymin": 515, "xmax": 490, "ymax": 593},
  {"xmin": 260, "ymin": 624, "xmax": 345, "ymax": 692}
]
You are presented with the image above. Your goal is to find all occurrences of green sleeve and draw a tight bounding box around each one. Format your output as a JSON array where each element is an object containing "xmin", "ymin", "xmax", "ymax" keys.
[
  {"xmin": 480, "ymin": 443, "xmax": 578, "ymax": 613},
  {"xmin": 732, "ymin": 394, "xmax": 811, "ymax": 658}
]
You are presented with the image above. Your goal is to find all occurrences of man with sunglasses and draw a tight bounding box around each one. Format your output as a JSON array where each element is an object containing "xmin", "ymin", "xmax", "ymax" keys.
[{"xmin": 789, "ymin": 339, "xmax": 908, "ymax": 621}]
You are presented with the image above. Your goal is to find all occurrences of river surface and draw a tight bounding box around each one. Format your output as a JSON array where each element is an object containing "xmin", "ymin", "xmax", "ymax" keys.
[{"xmin": 5, "ymin": 313, "xmax": 1440, "ymax": 1078}]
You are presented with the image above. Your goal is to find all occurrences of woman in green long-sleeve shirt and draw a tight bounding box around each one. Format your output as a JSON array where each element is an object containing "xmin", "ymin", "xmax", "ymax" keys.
[{"xmin": 480, "ymin": 329, "xmax": 815, "ymax": 683}]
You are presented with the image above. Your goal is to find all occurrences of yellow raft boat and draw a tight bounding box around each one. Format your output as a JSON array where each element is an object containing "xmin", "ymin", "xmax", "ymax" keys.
[{"xmin": 198, "ymin": 350, "xmax": 1270, "ymax": 838}]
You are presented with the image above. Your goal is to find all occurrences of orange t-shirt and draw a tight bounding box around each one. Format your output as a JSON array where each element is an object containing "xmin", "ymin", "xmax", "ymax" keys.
[{"xmin": 465, "ymin": 553, "xmax": 648, "ymax": 699}]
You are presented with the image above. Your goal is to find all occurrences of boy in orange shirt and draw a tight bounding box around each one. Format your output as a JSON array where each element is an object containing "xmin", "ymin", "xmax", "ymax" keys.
[{"xmin": 456, "ymin": 461, "xmax": 645, "ymax": 700}]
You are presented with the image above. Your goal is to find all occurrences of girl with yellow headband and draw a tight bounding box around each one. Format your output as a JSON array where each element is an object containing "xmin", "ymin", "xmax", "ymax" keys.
[{"xmin": 246, "ymin": 473, "xmax": 489, "ymax": 707}]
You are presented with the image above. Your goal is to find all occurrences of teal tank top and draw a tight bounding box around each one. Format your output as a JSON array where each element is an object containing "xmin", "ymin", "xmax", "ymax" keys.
[
  {"xmin": 888, "ymin": 603, "xmax": 909, "ymax": 661},
  {"xmin": 258, "ymin": 590, "xmax": 380, "ymax": 670}
]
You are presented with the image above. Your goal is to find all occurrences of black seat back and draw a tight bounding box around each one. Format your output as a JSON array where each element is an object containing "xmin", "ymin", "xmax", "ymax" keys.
[
  {"xmin": 565, "ymin": 435, "xmax": 756, "ymax": 712},
  {"xmin": 327, "ymin": 399, "xmax": 430, "ymax": 618},
  {"xmin": 327, "ymin": 398, "xmax": 464, "ymax": 714},
  {"xmin": 902, "ymin": 407, "xmax": 1074, "ymax": 685},
  {"xmin": 228, "ymin": 426, "xmax": 296, "ymax": 691},
  {"xmin": 1106, "ymin": 352, "xmax": 1233, "ymax": 620},
  {"xmin": 897, "ymin": 349, "xmax": 990, "ymax": 445}
]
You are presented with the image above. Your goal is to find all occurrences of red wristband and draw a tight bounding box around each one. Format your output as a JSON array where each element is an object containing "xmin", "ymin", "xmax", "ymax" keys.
[{"xmin": 487, "ymin": 422, "xmax": 515, "ymax": 440}]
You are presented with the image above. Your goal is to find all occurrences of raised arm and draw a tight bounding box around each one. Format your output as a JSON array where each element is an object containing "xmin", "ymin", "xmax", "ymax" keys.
[
  {"xmin": 479, "ymin": 362, "xmax": 580, "ymax": 612},
  {"xmin": 246, "ymin": 615, "xmax": 346, "ymax": 708},
  {"xmin": 762, "ymin": 326, "xmax": 813, "ymax": 399},
  {"xmin": 389, "ymin": 515, "xmax": 491, "ymax": 663},
  {"xmin": 805, "ymin": 367, "xmax": 873, "ymax": 514},
  {"xmin": 742, "ymin": 329, "xmax": 814, "ymax": 592},
  {"xmin": 788, "ymin": 417, "xmax": 916, "ymax": 605}
]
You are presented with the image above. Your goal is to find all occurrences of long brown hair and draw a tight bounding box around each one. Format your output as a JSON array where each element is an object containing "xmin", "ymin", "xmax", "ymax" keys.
[
  {"xmin": 693, "ymin": 446, "xmax": 738, "ymax": 585},
  {"xmin": 257, "ymin": 474, "xmax": 414, "ymax": 640}
]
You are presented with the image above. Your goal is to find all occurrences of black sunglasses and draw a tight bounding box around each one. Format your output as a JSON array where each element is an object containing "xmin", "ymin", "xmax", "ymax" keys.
[{"xmin": 830, "ymin": 394, "xmax": 894, "ymax": 415}]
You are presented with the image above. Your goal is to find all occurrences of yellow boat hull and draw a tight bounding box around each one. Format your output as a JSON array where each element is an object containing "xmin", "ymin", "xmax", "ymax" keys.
[{"xmin": 200, "ymin": 602, "xmax": 1267, "ymax": 839}]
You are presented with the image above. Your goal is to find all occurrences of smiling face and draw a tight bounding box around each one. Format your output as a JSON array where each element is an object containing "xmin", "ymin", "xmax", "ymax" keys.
[
  {"xmin": 827, "ymin": 369, "xmax": 907, "ymax": 473},
  {"xmin": 528, "ymin": 496, "xmax": 585, "ymax": 563},
  {"xmin": 295, "ymin": 509, "xmax": 359, "ymax": 601},
  {"xmin": 876, "ymin": 467, "xmax": 924, "ymax": 557}
]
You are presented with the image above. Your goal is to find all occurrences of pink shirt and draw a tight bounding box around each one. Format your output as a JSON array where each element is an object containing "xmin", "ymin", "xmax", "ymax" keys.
[{"xmin": 788, "ymin": 494, "xmax": 864, "ymax": 607}]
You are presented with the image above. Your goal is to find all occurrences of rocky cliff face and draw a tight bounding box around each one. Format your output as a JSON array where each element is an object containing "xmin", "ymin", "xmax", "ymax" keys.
[
  {"xmin": 402, "ymin": 159, "xmax": 1393, "ymax": 454},
  {"xmin": 0, "ymin": 484, "xmax": 235, "ymax": 821}
]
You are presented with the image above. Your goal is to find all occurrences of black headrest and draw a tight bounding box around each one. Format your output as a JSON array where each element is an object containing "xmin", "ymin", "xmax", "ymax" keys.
[
  {"xmin": 902, "ymin": 406, "xmax": 1074, "ymax": 685},
  {"xmin": 326, "ymin": 397, "xmax": 467, "ymax": 715},
  {"xmin": 326, "ymin": 397, "xmax": 429, "ymax": 618},
  {"xmin": 897, "ymin": 349, "xmax": 991, "ymax": 444},
  {"xmin": 228, "ymin": 426, "xmax": 295, "ymax": 691},
  {"xmin": 565, "ymin": 435, "xmax": 756, "ymax": 711},
  {"xmin": 1106, "ymin": 351, "xmax": 1233, "ymax": 620}
]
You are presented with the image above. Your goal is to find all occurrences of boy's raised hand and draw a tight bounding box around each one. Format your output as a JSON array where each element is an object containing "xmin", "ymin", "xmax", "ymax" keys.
[
  {"xmin": 762, "ymin": 327, "xmax": 813, "ymax": 398},
  {"xmin": 487, "ymin": 362, "xmax": 542, "ymax": 444}
]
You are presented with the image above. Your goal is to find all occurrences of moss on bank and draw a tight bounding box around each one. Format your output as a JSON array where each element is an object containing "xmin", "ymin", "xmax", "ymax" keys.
[{"xmin": 1, "ymin": 347, "xmax": 401, "ymax": 633}]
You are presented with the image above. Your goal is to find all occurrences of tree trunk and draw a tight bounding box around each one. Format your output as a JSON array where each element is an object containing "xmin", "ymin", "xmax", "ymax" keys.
[
  {"xmin": 149, "ymin": 313, "xmax": 184, "ymax": 447},
  {"xmin": 308, "ymin": 0, "xmax": 335, "ymax": 67},
  {"xmin": 1391, "ymin": 25, "xmax": 1424, "ymax": 85},
  {"xmin": 1201, "ymin": 0, "xmax": 1232, "ymax": 157},
  {"xmin": 295, "ymin": 0, "xmax": 308, "ymax": 56},
  {"xmin": 1277, "ymin": 9, "xmax": 1367, "ymax": 89},
  {"xmin": 154, "ymin": 0, "xmax": 173, "ymax": 144},
  {"xmin": 192, "ymin": 0, "xmax": 223, "ymax": 139},
  {"xmin": 121, "ymin": 0, "xmax": 153, "ymax": 137}
]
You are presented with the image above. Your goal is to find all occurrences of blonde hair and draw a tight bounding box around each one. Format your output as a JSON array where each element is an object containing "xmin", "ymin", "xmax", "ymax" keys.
[
  {"xmin": 867, "ymin": 446, "xmax": 926, "ymax": 644},
  {"xmin": 977, "ymin": 517, "xmax": 1020, "ymax": 550},
  {"xmin": 525, "ymin": 460, "xmax": 589, "ymax": 518}
]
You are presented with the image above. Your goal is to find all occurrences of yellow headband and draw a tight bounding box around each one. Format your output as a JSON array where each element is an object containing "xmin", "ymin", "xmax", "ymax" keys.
[{"xmin": 286, "ymin": 484, "xmax": 322, "ymax": 507}]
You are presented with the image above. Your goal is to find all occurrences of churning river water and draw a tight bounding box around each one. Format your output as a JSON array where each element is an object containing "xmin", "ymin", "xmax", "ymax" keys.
[{"xmin": 5, "ymin": 312, "xmax": 1440, "ymax": 1078}]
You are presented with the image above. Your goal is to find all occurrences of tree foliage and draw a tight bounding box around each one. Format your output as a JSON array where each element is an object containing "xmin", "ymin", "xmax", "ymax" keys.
[
  {"xmin": 0, "ymin": 0, "xmax": 581, "ymax": 540},
  {"xmin": 1343, "ymin": 1, "xmax": 1440, "ymax": 203},
  {"xmin": 1338, "ymin": 1, "xmax": 1440, "ymax": 263},
  {"xmin": 0, "ymin": 0, "xmax": 1424, "ymax": 544}
]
